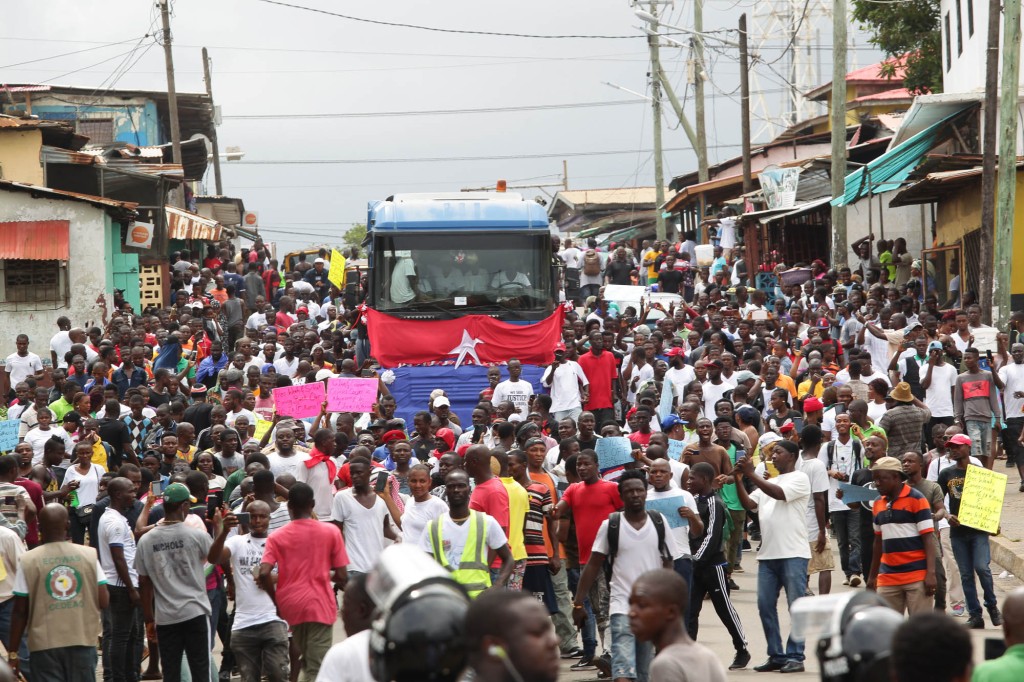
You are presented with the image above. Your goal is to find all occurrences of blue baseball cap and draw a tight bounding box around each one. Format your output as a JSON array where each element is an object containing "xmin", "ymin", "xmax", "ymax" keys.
[{"xmin": 661, "ymin": 414, "xmax": 685, "ymax": 431}]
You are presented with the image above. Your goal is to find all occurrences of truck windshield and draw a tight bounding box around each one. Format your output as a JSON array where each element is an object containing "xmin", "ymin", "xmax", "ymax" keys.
[{"xmin": 372, "ymin": 232, "xmax": 553, "ymax": 313}]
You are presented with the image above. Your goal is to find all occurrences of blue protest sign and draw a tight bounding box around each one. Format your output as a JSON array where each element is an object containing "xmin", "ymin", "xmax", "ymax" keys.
[
  {"xmin": 838, "ymin": 482, "xmax": 880, "ymax": 505},
  {"xmin": 646, "ymin": 497, "xmax": 688, "ymax": 530},
  {"xmin": 0, "ymin": 420, "xmax": 20, "ymax": 452},
  {"xmin": 595, "ymin": 436, "xmax": 634, "ymax": 471}
]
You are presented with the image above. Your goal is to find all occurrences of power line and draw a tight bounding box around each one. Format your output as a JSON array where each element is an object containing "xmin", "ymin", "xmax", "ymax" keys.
[
  {"xmin": 231, "ymin": 145, "xmax": 743, "ymax": 166},
  {"xmin": 0, "ymin": 36, "xmax": 149, "ymax": 70},
  {"xmin": 250, "ymin": 0, "xmax": 642, "ymax": 39},
  {"xmin": 223, "ymin": 99, "xmax": 645, "ymax": 120}
]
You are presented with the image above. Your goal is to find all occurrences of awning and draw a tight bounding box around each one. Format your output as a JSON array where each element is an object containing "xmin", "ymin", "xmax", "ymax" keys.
[
  {"xmin": 165, "ymin": 206, "xmax": 222, "ymax": 241},
  {"xmin": 761, "ymin": 196, "xmax": 832, "ymax": 224},
  {"xmin": 832, "ymin": 109, "xmax": 970, "ymax": 207},
  {"xmin": 0, "ymin": 220, "xmax": 70, "ymax": 260}
]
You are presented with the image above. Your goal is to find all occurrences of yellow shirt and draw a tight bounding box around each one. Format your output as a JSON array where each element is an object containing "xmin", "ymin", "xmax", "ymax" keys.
[
  {"xmin": 797, "ymin": 379, "xmax": 825, "ymax": 400},
  {"xmin": 91, "ymin": 440, "xmax": 107, "ymax": 469},
  {"xmin": 500, "ymin": 477, "xmax": 529, "ymax": 561}
]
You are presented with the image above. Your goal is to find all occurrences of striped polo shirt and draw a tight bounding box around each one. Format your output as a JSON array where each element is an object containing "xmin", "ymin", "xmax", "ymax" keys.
[{"xmin": 872, "ymin": 483, "xmax": 934, "ymax": 586}]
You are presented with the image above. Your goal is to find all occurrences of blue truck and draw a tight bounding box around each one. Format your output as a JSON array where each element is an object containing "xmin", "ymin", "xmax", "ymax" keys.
[{"xmin": 364, "ymin": 191, "xmax": 559, "ymax": 423}]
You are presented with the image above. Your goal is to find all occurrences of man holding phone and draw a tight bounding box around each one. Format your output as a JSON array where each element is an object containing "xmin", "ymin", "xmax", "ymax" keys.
[
  {"xmin": 330, "ymin": 456, "xmax": 398, "ymax": 578},
  {"xmin": 209, "ymin": 502, "xmax": 288, "ymax": 682}
]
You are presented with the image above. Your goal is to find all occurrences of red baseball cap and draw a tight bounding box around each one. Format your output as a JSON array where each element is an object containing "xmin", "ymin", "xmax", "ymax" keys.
[{"xmin": 947, "ymin": 434, "xmax": 972, "ymax": 446}]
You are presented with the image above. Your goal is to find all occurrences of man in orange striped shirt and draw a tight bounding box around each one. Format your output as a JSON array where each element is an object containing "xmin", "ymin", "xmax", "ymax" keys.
[{"xmin": 867, "ymin": 456, "xmax": 938, "ymax": 614}]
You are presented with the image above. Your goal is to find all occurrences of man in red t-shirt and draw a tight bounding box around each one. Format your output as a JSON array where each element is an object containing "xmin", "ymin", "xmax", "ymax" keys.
[
  {"xmin": 577, "ymin": 331, "xmax": 621, "ymax": 429},
  {"xmin": 555, "ymin": 449, "xmax": 622, "ymax": 651},
  {"xmin": 466, "ymin": 445, "xmax": 510, "ymax": 534}
]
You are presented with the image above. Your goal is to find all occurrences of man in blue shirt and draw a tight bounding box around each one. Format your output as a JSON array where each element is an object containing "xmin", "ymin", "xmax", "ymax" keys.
[
  {"xmin": 195, "ymin": 341, "xmax": 228, "ymax": 390},
  {"xmin": 111, "ymin": 347, "xmax": 149, "ymax": 399}
]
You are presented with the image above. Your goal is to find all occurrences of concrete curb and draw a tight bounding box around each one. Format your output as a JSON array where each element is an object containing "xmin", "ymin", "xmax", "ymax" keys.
[{"xmin": 990, "ymin": 535, "xmax": 1024, "ymax": 578}]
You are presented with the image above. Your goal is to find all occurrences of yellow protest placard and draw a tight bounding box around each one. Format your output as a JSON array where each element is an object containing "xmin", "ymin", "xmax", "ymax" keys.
[
  {"xmin": 253, "ymin": 417, "xmax": 274, "ymax": 442},
  {"xmin": 328, "ymin": 249, "xmax": 347, "ymax": 289},
  {"xmin": 957, "ymin": 465, "xmax": 1007, "ymax": 534}
]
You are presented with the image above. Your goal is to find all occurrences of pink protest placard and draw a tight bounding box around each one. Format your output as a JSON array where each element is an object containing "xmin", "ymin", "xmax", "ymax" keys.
[
  {"xmin": 327, "ymin": 377, "xmax": 379, "ymax": 413},
  {"xmin": 272, "ymin": 382, "xmax": 326, "ymax": 419}
]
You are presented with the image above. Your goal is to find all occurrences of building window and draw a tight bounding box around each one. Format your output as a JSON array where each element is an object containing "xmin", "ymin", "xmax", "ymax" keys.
[
  {"xmin": 967, "ymin": 0, "xmax": 975, "ymax": 36},
  {"xmin": 956, "ymin": 0, "xmax": 964, "ymax": 55},
  {"xmin": 76, "ymin": 119, "xmax": 114, "ymax": 146},
  {"xmin": 945, "ymin": 12, "xmax": 953, "ymax": 71},
  {"xmin": 0, "ymin": 259, "xmax": 66, "ymax": 305}
]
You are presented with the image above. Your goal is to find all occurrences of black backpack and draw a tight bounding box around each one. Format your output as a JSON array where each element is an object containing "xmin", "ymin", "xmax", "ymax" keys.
[
  {"xmin": 604, "ymin": 511, "xmax": 672, "ymax": 579},
  {"xmin": 826, "ymin": 439, "xmax": 864, "ymax": 472}
]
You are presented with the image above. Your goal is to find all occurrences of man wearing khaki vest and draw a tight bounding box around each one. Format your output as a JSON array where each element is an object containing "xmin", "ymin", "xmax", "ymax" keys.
[{"xmin": 8, "ymin": 503, "xmax": 108, "ymax": 681}]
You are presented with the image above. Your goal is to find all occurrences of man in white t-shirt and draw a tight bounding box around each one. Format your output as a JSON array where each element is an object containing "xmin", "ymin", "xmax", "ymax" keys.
[
  {"xmin": 49, "ymin": 317, "xmax": 73, "ymax": 370},
  {"xmin": 922, "ymin": 340, "xmax": 958, "ymax": 440},
  {"xmin": 797, "ymin": 427, "xmax": 833, "ymax": 596},
  {"xmin": 491, "ymin": 359, "xmax": 534, "ymax": 416},
  {"xmin": 998, "ymin": 342, "xmax": 1024, "ymax": 490},
  {"xmin": 316, "ymin": 573, "xmax": 375, "ymax": 682},
  {"xmin": 819, "ymin": 413, "xmax": 864, "ymax": 587},
  {"xmin": 733, "ymin": 440, "xmax": 811, "ymax": 674},
  {"xmin": 330, "ymin": 458, "xmax": 398, "ymax": 575},
  {"xmin": 209, "ymin": 501, "xmax": 289, "ymax": 682},
  {"xmin": 97, "ymin": 478, "xmax": 142, "ymax": 682},
  {"xmin": 390, "ymin": 256, "xmax": 418, "ymax": 304},
  {"xmin": 572, "ymin": 470, "xmax": 677, "ymax": 682},
  {"xmin": 5, "ymin": 334, "xmax": 44, "ymax": 386},
  {"xmin": 541, "ymin": 345, "xmax": 589, "ymax": 422}
]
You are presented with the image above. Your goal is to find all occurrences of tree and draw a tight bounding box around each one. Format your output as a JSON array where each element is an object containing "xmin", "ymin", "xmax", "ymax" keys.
[
  {"xmin": 343, "ymin": 224, "xmax": 366, "ymax": 252},
  {"xmin": 852, "ymin": 0, "xmax": 942, "ymax": 94}
]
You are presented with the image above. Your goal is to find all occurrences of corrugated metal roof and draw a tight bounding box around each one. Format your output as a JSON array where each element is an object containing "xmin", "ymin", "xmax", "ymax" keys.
[
  {"xmin": 0, "ymin": 85, "xmax": 51, "ymax": 93},
  {"xmin": 0, "ymin": 179, "xmax": 138, "ymax": 215},
  {"xmin": 0, "ymin": 220, "xmax": 70, "ymax": 260},
  {"xmin": 551, "ymin": 187, "xmax": 667, "ymax": 211}
]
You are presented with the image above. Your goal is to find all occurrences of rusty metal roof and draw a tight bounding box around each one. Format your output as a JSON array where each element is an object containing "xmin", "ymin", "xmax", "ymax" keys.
[
  {"xmin": 0, "ymin": 220, "xmax": 70, "ymax": 260},
  {"xmin": 0, "ymin": 179, "xmax": 138, "ymax": 217}
]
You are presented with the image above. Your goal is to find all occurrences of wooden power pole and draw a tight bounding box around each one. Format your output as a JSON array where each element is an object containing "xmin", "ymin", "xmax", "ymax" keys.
[
  {"xmin": 693, "ymin": 0, "xmax": 709, "ymax": 183},
  {"xmin": 979, "ymin": 0, "xmax": 1001, "ymax": 324},
  {"xmin": 159, "ymin": 0, "xmax": 184, "ymax": 207},
  {"xmin": 202, "ymin": 47, "xmax": 224, "ymax": 196},
  {"xmin": 995, "ymin": 0, "xmax": 1022, "ymax": 328},
  {"xmin": 739, "ymin": 14, "xmax": 753, "ymax": 194},
  {"xmin": 829, "ymin": 0, "xmax": 848, "ymax": 268},
  {"xmin": 648, "ymin": 1, "xmax": 667, "ymax": 241}
]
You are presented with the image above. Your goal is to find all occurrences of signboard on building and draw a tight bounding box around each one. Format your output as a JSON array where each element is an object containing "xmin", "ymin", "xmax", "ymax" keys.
[
  {"xmin": 243, "ymin": 211, "xmax": 258, "ymax": 228},
  {"xmin": 125, "ymin": 222, "xmax": 154, "ymax": 249},
  {"xmin": 759, "ymin": 166, "xmax": 800, "ymax": 209}
]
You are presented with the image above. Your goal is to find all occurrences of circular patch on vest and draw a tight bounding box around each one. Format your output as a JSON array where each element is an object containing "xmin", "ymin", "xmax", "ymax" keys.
[{"xmin": 46, "ymin": 565, "xmax": 82, "ymax": 601}]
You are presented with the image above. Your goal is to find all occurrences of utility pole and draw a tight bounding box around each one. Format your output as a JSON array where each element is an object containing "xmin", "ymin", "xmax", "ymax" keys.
[
  {"xmin": 562, "ymin": 159, "xmax": 569, "ymax": 191},
  {"xmin": 979, "ymin": 0, "xmax": 1001, "ymax": 324},
  {"xmin": 648, "ymin": 1, "xmax": 667, "ymax": 241},
  {"xmin": 995, "ymin": 0, "xmax": 1022, "ymax": 328},
  {"xmin": 159, "ymin": 0, "xmax": 184, "ymax": 207},
  {"xmin": 202, "ymin": 47, "xmax": 223, "ymax": 195},
  {"xmin": 739, "ymin": 14, "xmax": 752, "ymax": 194},
  {"xmin": 692, "ymin": 0, "xmax": 709, "ymax": 183},
  {"xmin": 829, "ymin": 0, "xmax": 848, "ymax": 267}
]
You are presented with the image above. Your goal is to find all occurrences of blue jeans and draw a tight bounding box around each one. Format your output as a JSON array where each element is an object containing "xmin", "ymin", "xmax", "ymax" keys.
[
  {"xmin": 567, "ymin": 568, "xmax": 597, "ymax": 658},
  {"xmin": 965, "ymin": 420, "xmax": 992, "ymax": 463},
  {"xmin": 610, "ymin": 613, "xmax": 653, "ymax": 682},
  {"xmin": 757, "ymin": 558, "xmax": 809, "ymax": 664},
  {"xmin": 673, "ymin": 557, "xmax": 693, "ymax": 623},
  {"xmin": 950, "ymin": 530, "xmax": 997, "ymax": 617},
  {"xmin": 0, "ymin": 598, "xmax": 30, "ymax": 678}
]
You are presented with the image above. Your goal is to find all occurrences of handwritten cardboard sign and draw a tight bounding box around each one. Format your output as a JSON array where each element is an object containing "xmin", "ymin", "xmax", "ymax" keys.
[
  {"xmin": 328, "ymin": 249, "xmax": 347, "ymax": 289},
  {"xmin": 0, "ymin": 420, "xmax": 19, "ymax": 452},
  {"xmin": 958, "ymin": 465, "xmax": 1007, "ymax": 534},
  {"xmin": 326, "ymin": 377, "xmax": 379, "ymax": 413},
  {"xmin": 253, "ymin": 418, "xmax": 274, "ymax": 442},
  {"xmin": 272, "ymin": 382, "xmax": 325, "ymax": 419},
  {"xmin": 657, "ymin": 380, "xmax": 674, "ymax": 422},
  {"xmin": 596, "ymin": 436, "xmax": 634, "ymax": 471},
  {"xmin": 667, "ymin": 438, "xmax": 685, "ymax": 461},
  {"xmin": 646, "ymin": 496, "xmax": 689, "ymax": 530}
]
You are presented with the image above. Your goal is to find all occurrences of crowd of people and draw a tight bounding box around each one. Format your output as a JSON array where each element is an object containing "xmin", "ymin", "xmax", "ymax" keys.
[{"xmin": 0, "ymin": 232, "xmax": 1023, "ymax": 682}]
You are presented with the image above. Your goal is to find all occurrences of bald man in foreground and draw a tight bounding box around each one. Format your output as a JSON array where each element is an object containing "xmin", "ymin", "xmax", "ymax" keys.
[
  {"xmin": 972, "ymin": 587, "xmax": 1024, "ymax": 681},
  {"xmin": 8, "ymin": 504, "xmax": 108, "ymax": 681}
]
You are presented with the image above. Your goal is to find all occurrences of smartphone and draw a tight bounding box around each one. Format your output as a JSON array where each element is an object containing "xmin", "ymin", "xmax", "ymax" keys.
[
  {"xmin": 150, "ymin": 481, "xmax": 165, "ymax": 496},
  {"xmin": 207, "ymin": 493, "xmax": 223, "ymax": 517},
  {"xmin": 235, "ymin": 512, "xmax": 251, "ymax": 526},
  {"xmin": 374, "ymin": 474, "xmax": 389, "ymax": 493}
]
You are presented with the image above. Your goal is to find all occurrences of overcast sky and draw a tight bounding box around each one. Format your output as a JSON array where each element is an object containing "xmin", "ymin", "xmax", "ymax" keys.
[{"xmin": 5, "ymin": 0, "xmax": 882, "ymax": 251}]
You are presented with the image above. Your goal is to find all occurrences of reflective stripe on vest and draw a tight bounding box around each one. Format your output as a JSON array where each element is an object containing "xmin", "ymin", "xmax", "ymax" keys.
[{"xmin": 428, "ymin": 510, "xmax": 492, "ymax": 598}]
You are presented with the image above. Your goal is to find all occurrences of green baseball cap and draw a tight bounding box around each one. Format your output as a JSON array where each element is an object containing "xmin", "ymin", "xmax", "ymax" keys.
[{"xmin": 163, "ymin": 482, "xmax": 196, "ymax": 504}]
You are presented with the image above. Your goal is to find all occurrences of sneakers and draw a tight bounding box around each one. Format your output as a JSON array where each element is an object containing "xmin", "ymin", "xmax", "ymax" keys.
[
  {"xmin": 727, "ymin": 578, "xmax": 741, "ymax": 591},
  {"xmin": 730, "ymin": 649, "xmax": 752, "ymax": 670},
  {"xmin": 965, "ymin": 616, "xmax": 985, "ymax": 629},
  {"xmin": 594, "ymin": 653, "xmax": 612, "ymax": 679},
  {"xmin": 560, "ymin": 647, "xmax": 583, "ymax": 659},
  {"xmin": 842, "ymin": 577, "xmax": 850, "ymax": 586},
  {"xmin": 1018, "ymin": 480, "xmax": 1024, "ymax": 492},
  {"xmin": 733, "ymin": 564, "xmax": 745, "ymax": 573},
  {"xmin": 569, "ymin": 657, "xmax": 597, "ymax": 671},
  {"xmin": 990, "ymin": 608, "xmax": 1003, "ymax": 626},
  {"xmin": 849, "ymin": 574, "xmax": 863, "ymax": 587},
  {"xmin": 951, "ymin": 601, "xmax": 966, "ymax": 617}
]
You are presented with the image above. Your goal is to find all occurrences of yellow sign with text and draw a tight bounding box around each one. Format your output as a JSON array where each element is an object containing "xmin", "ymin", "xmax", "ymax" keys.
[
  {"xmin": 253, "ymin": 417, "xmax": 274, "ymax": 442},
  {"xmin": 328, "ymin": 249, "xmax": 347, "ymax": 289},
  {"xmin": 958, "ymin": 465, "xmax": 1007, "ymax": 534}
]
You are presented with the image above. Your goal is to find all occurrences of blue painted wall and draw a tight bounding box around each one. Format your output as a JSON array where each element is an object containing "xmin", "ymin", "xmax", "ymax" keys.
[{"xmin": 8, "ymin": 100, "xmax": 162, "ymax": 146}]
